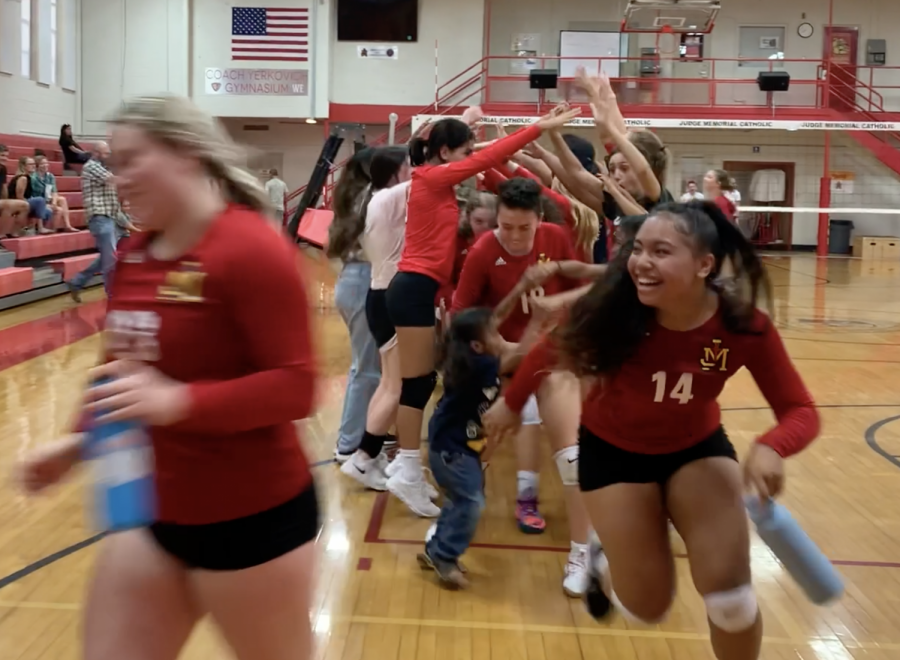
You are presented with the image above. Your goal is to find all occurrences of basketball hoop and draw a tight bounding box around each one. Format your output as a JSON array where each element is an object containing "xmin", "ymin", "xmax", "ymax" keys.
[
  {"xmin": 656, "ymin": 24, "xmax": 679, "ymax": 59},
  {"xmin": 622, "ymin": 0, "xmax": 719, "ymax": 33}
]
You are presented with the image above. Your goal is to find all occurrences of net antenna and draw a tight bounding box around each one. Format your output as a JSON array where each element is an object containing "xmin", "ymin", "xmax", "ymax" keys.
[{"xmin": 622, "ymin": 0, "xmax": 720, "ymax": 34}]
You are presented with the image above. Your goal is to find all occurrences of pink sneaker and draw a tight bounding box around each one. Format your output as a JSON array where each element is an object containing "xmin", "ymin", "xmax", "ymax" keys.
[{"xmin": 516, "ymin": 497, "xmax": 546, "ymax": 534}]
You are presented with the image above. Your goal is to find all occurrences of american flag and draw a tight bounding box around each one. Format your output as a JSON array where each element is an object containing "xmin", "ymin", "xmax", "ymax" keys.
[{"xmin": 231, "ymin": 6, "xmax": 309, "ymax": 62}]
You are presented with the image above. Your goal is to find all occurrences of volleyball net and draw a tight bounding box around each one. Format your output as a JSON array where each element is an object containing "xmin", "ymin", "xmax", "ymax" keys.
[{"xmin": 411, "ymin": 114, "xmax": 900, "ymax": 252}]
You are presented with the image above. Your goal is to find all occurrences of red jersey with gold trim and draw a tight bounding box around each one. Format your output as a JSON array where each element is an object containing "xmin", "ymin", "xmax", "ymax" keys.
[
  {"xmin": 98, "ymin": 205, "xmax": 317, "ymax": 525},
  {"xmin": 451, "ymin": 223, "xmax": 578, "ymax": 342},
  {"xmin": 505, "ymin": 309, "xmax": 818, "ymax": 457}
]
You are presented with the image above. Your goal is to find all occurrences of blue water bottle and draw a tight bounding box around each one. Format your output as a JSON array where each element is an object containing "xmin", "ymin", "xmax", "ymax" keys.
[
  {"xmin": 83, "ymin": 379, "xmax": 156, "ymax": 532},
  {"xmin": 745, "ymin": 496, "xmax": 844, "ymax": 605}
]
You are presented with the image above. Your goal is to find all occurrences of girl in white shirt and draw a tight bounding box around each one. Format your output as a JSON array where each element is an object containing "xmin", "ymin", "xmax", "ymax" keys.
[{"xmin": 341, "ymin": 146, "xmax": 418, "ymax": 492}]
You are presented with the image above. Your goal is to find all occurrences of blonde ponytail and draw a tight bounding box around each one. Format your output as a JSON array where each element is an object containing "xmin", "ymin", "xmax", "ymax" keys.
[{"xmin": 109, "ymin": 94, "xmax": 272, "ymax": 216}]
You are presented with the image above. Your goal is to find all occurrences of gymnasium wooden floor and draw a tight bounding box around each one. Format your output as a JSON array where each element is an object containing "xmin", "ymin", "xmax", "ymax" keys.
[{"xmin": 0, "ymin": 252, "xmax": 899, "ymax": 660}]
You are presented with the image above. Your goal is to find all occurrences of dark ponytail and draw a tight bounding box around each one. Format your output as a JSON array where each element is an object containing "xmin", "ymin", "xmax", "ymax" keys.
[
  {"xmin": 558, "ymin": 200, "xmax": 772, "ymax": 377},
  {"xmin": 408, "ymin": 118, "xmax": 474, "ymax": 167},
  {"xmin": 327, "ymin": 147, "xmax": 375, "ymax": 260},
  {"xmin": 438, "ymin": 307, "xmax": 494, "ymax": 390}
]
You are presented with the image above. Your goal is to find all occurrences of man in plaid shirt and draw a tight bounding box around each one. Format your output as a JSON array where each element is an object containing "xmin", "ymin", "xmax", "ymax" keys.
[{"xmin": 67, "ymin": 142, "xmax": 136, "ymax": 301}]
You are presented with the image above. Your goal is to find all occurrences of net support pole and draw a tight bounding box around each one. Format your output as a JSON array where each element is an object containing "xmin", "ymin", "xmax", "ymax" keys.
[{"xmin": 817, "ymin": 129, "xmax": 832, "ymax": 257}]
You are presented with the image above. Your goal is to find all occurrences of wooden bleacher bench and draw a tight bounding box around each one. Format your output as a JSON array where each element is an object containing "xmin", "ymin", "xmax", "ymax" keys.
[
  {"xmin": 46, "ymin": 254, "xmax": 98, "ymax": 280},
  {"xmin": 1, "ymin": 232, "xmax": 95, "ymax": 260},
  {"xmin": 0, "ymin": 267, "xmax": 34, "ymax": 297}
]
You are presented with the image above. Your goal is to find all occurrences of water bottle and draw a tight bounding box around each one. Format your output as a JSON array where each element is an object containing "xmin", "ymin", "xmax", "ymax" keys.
[
  {"xmin": 745, "ymin": 496, "xmax": 844, "ymax": 605},
  {"xmin": 83, "ymin": 380, "xmax": 155, "ymax": 532}
]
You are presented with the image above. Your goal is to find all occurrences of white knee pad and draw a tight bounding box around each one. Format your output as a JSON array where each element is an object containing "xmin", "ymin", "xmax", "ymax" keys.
[
  {"xmin": 610, "ymin": 590, "xmax": 669, "ymax": 625},
  {"xmin": 553, "ymin": 445, "xmax": 579, "ymax": 487},
  {"xmin": 704, "ymin": 584, "xmax": 758, "ymax": 633},
  {"xmin": 521, "ymin": 394, "xmax": 541, "ymax": 426}
]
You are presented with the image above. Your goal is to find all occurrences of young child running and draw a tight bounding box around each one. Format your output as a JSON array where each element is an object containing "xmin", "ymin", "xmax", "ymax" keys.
[{"xmin": 418, "ymin": 307, "xmax": 541, "ymax": 588}]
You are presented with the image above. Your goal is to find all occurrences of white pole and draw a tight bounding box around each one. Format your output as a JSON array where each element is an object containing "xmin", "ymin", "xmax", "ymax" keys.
[
  {"xmin": 388, "ymin": 113, "xmax": 399, "ymax": 144},
  {"xmin": 434, "ymin": 39, "xmax": 439, "ymax": 111}
]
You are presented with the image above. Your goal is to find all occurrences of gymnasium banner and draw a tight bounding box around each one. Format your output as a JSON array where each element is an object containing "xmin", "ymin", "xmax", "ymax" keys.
[{"xmin": 410, "ymin": 115, "xmax": 900, "ymax": 133}]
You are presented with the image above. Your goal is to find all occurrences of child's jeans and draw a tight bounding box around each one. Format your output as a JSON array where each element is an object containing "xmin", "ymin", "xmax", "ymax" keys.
[{"xmin": 426, "ymin": 447, "xmax": 485, "ymax": 562}]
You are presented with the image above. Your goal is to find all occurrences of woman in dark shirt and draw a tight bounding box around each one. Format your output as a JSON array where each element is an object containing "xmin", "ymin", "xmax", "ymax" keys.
[{"xmin": 59, "ymin": 124, "xmax": 90, "ymax": 165}]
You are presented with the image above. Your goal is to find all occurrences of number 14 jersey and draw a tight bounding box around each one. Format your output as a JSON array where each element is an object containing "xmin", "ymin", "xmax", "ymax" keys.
[{"xmin": 580, "ymin": 309, "xmax": 818, "ymax": 456}]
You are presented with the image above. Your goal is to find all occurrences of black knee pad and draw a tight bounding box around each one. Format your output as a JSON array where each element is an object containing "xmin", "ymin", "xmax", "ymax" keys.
[{"xmin": 399, "ymin": 372, "xmax": 438, "ymax": 410}]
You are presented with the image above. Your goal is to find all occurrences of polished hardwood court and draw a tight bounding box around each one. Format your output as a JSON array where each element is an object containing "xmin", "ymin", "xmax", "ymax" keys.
[{"xmin": 0, "ymin": 252, "xmax": 899, "ymax": 659}]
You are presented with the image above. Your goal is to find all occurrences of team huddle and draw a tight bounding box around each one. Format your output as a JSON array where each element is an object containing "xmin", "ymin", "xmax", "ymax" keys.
[{"xmin": 329, "ymin": 69, "xmax": 820, "ymax": 660}]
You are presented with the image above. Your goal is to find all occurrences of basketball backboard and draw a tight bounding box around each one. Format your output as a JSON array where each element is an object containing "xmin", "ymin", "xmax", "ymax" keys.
[{"xmin": 622, "ymin": 0, "xmax": 719, "ymax": 33}]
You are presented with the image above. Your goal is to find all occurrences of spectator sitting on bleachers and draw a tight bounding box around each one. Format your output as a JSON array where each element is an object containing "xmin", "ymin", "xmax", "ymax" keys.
[
  {"xmin": 8, "ymin": 156, "xmax": 53, "ymax": 235},
  {"xmin": 0, "ymin": 145, "xmax": 30, "ymax": 238},
  {"xmin": 59, "ymin": 124, "xmax": 90, "ymax": 167},
  {"xmin": 32, "ymin": 155, "xmax": 78, "ymax": 232}
]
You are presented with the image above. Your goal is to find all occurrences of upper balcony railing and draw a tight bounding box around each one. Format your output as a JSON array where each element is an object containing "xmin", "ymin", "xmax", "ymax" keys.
[
  {"xmin": 455, "ymin": 55, "xmax": 900, "ymax": 115},
  {"xmin": 286, "ymin": 54, "xmax": 900, "ymax": 225}
]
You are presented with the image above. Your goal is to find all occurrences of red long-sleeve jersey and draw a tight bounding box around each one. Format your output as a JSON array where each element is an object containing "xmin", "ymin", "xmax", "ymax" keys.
[
  {"xmin": 84, "ymin": 205, "xmax": 317, "ymax": 525},
  {"xmin": 398, "ymin": 124, "xmax": 542, "ymax": 285},
  {"xmin": 505, "ymin": 309, "xmax": 819, "ymax": 457},
  {"xmin": 451, "ymin": 225, "xmax": 578, "ymax": 342}
]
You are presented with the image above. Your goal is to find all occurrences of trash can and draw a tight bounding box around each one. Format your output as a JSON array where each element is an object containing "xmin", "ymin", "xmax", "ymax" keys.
[{"xmin": 828, "ymin": 219, "xmax": 854, "ymax": 255}]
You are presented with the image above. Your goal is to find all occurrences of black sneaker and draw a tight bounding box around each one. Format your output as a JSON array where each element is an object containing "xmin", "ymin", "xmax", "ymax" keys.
[
  {"xmin": 66, "ymin": 282, "xmax": 81, "ymax": 303},
  {"xmin": 417, "ymin": 547, "xmax": 469, "ymax": 589},
  {"xmin": 584, "ymin": 535, "xmax": 613, "ymax": 620}
]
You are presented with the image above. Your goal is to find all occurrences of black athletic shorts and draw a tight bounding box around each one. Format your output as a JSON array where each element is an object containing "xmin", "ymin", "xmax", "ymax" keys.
[
  {"xmin": 578, "ymin": 426, "xmax": 737, "ymax": 492},
  {"xmin": 365, "ymin": 288, "xmax": 396, "ymax": 349},
  {"xmin": 148, "ymin": 481, "xmax": 320, "ymax": 571},
  {"xmin": 386, "ymin": 271, "xmax": 440, "ymax": 328}
]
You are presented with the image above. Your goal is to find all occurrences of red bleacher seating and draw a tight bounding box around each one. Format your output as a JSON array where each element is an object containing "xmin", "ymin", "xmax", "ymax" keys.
[
  {"xmin": 55, "ymin": 176, "xmax": 80, "ymax": 192},
  {"xmin": 0, "ymin": 132, "xmax": 101, "ymax": 301},
  {"xmin": 1, "ymin": 232, "xmax": 95, "ymax": 260},
  {"xmin": 297, "ymin": 209, "xmax": 333, "ymax": 247},
  {"xmin": 60, "ymin": 192, "xmax": 82, "ymax": 208},
  {"xmin": 47, "ymin": 254, "xmax": 97, "ymax": 280},
  {"xmin": 0, "ymin": 267, "xmax": 34, "ymax": 297}
]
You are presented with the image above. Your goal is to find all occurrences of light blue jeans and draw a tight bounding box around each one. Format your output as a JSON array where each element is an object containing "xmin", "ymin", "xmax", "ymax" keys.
[
  {"xmin": 426, "ymin": 449, "xmax": 485, "ymax": 562},
  {"xmin": 70, "ymin": 215, "xmax": 117, "ymax": 296},
  {"xmin": 335, "ymin": 261, "xmax": 380, "ymax": 454}
]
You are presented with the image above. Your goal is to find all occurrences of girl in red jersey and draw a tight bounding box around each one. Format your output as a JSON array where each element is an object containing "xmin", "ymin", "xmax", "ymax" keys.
[
  {"xmin": 703, "ymin": 168, "xmax": 738, "ymax": 223},
  {"xmin": 452, "ymin": 177, "xmax": 594, "ymax": 596},
  {"xmin": 435, "ymin": 190, "xmax": 499, "ymax": 319},
  {"xmin": 17, "ymin": 95, "xmax": 320, "ymax": 660},
  {"xmin": 384, "ymin": 107, "xmax": 581, "ymax": 517},
  {"xmin": 488, "ymin": 201, "xmax": 819, "ymax": 660}
]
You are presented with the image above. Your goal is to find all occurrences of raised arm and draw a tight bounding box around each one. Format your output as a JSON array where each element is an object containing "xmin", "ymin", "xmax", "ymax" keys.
[
  {"xmin": 420, "ymin": 108, "xmax": 582, "ymax": 189},
  {"xmin": 547, "ymin": 130, "xmax": 606, "ymax": 208}
]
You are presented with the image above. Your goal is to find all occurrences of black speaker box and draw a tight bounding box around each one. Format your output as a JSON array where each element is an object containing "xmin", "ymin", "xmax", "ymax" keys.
[
  {"xmin": 529, "ymin": 69, "xmax": 558, "ymax": 89},
  {"xmin": 757, "ymin": 71, "xmax": 790, "ymax": 92}
]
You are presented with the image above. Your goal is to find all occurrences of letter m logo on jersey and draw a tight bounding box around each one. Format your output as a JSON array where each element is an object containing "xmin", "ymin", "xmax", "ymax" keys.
[{"xmin": 700, "ymin": 339, "xmax": 729, "ymax": 372}]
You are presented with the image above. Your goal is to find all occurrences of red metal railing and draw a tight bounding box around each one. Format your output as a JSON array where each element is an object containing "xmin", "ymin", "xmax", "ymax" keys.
[{"xmin": 284, "ymin": 55, "xmax": 900, "ymax": 225}]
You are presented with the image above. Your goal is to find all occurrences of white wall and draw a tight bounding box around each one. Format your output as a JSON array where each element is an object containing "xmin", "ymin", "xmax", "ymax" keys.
[
  {"xmin": 192, "ymin": 0, "xmax": 329, "ymax": 119},
  {"xmin": 330, "ymin": 0, "xmax": 485, "ymax": 107},
  {"xmin": 80, "ymin": 0, "xmax": 189, "ymax": 136},
  {"xmin": 0, "ymin": 0, "xmax": 78, "ymax": 136}
]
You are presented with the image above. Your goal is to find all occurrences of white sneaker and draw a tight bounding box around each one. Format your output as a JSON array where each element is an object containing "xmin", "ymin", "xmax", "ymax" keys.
[
  {"xmin": 333, "ymin": 447, "xmax": 354, "ymax": 464},
  {"xmin": 387, "ymin": 472, "xmax": 441, "ymax": 517},
  {"xmin": 386, "ymin": 457, "xmax": 439, "ymax": 500},
  {"xmin": 563, "ymin": 546, "xmax": 590, "ymax": 597},
  {"xmin": 386, "ymin": 456, "xmax": 401, "ymax": 477},
  {"xmin": 340, "ymin": 451, "xmax": 388, "ymax": 491}
]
